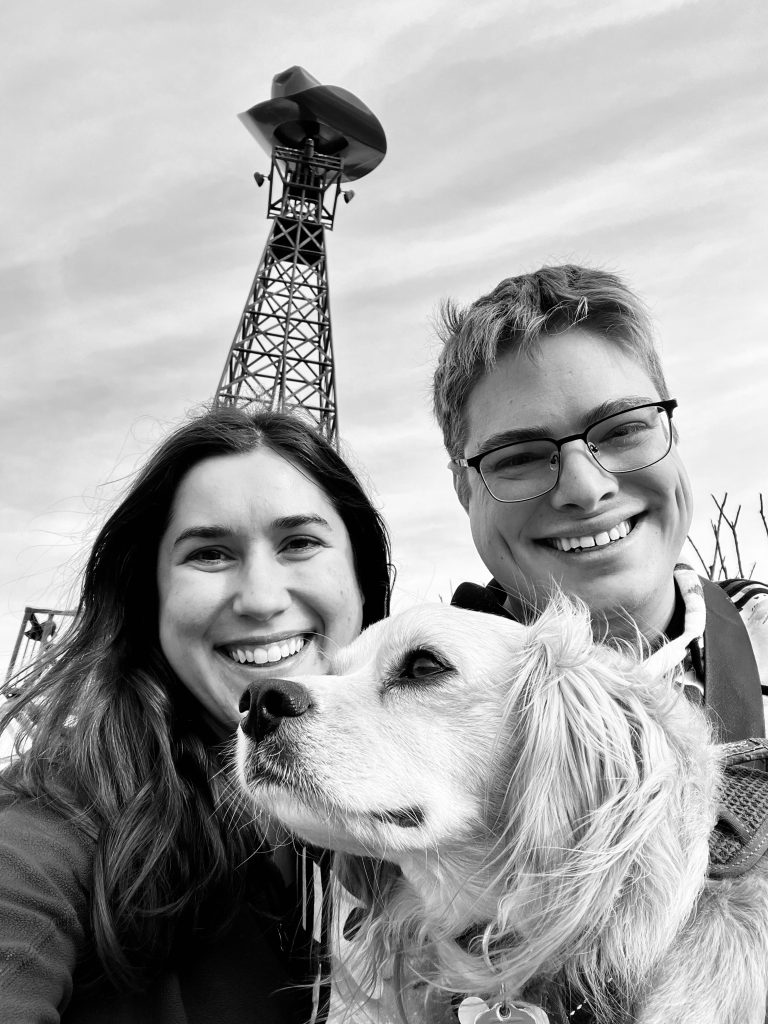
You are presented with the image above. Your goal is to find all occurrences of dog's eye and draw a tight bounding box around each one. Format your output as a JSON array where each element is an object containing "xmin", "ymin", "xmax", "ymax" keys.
[{"xmin": 399, "ymin": 649, "xmax": 448, "ymax": 680}]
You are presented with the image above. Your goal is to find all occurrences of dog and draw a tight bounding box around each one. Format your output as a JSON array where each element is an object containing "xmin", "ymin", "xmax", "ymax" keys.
[{"xmin": 235, "ymin": 598, "xmax": 768, "ymax": 1024}]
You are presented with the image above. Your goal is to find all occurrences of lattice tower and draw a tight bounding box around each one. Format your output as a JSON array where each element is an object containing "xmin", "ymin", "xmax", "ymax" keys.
[
  {"xmin": 214, "ymin": 140, "xmax": 342, "ymax": 441},
  {"xmin": 3, "ymin": 607, "xmax": 75, "ymax": 696},
  {"xmin": 4, "ymin": 67, "xmax": 385, "ymax": 681}
]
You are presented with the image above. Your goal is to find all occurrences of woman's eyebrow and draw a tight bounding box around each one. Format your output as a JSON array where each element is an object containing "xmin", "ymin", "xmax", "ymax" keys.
[
  {"xmin": 171, "ymin": 524, "xmax": 232, "ymax": 548},
  {"xmin": 172, "ymin": 515, "xmax": 332, "ymax": 548},
  {"xmin": 271, "ymin": 513, "xmax": 331, "ymax": 531}
]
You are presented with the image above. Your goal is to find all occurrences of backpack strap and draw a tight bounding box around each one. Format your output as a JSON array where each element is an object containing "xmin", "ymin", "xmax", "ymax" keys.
[
  {"xmin": 709, "ymin": 739, "xmax": 768, "ymax": 879},
  {"xmin": 701, "ymin": 578, "xmax": 764, "ymax": 743},
  {"xmin": 451, "ymin": 580, "xmax": 511, "ymax": 617}
]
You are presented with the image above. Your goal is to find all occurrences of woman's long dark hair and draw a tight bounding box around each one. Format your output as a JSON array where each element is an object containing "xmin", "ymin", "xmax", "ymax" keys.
[{"xmin": 0, "ymin": 407, "xmax": 391, "ymax": 991}]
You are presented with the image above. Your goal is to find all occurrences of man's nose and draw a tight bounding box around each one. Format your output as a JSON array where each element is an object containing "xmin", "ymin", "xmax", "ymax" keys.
[
  {"xmin": 239, "ymin": 678, "xmax": 312, "ymax": 742},
  {"xmin": 548, "ymin": 440, "xmax": 619, "ymax": 511},
  {"xmin": 231, "ymin": 560, "xmax": 292, "ymax": 620}
]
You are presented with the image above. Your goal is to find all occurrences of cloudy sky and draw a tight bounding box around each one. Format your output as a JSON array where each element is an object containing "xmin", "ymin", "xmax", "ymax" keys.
[{"xmin": 2, "ymin": 0, "xmax": 767, "ymax": 669}]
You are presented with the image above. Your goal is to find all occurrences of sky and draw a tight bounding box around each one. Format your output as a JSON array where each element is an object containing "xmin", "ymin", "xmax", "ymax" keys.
[{"xmin": 1, "ymin": 0, "xmax": 767, "ymax": 671}]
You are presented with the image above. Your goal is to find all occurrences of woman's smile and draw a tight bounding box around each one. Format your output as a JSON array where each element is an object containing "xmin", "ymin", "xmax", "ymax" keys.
[{"xmin": 218, "ymin": 633, "xmax": 310, "ymax": 666}]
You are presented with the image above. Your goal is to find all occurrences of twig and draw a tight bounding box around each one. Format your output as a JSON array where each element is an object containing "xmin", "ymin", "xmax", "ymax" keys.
[
  {"xmin": 686, "ymin": 534, "xmax": 713, "ymax": 579},
  {"xmin": 709, "ymin": 493, "xmax": 729, "ymax": 580},
  {"xmin": 712, "ymin": 492, "xmax": 744, "ymax": 578}
]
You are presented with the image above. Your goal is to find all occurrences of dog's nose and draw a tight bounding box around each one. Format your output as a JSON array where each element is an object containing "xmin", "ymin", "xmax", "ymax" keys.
[{"xmin": 239, "ymin": 678, "xmax": 312, "ymax": 741}]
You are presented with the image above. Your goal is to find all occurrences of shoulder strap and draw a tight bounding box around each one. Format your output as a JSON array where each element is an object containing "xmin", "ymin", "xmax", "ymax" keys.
[
  {"xmin": 701, "ymin": 578, "xmax": 764, "ymax": 742},
  {"xmin": 709, "ymin": 740, "xmax": 768, "ymax": 879},
  {"xmin": 451, "ymin": 580, "xmax": 512, "ymax": 618}
]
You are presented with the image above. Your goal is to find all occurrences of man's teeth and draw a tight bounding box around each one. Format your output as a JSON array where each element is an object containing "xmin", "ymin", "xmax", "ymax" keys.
[
  {"xmin": 550, "ymin": 519, "xmax": 633, "ymax": 552},
  {"xmin": 227, "ymin": 636, "xmax": 307, "ymax": 665}
]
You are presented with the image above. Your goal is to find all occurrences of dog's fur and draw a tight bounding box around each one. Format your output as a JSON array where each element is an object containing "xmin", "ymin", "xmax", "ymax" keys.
[{"xmin": 236, "ymin": 598, "xmax": 768, "ymax": 1023}]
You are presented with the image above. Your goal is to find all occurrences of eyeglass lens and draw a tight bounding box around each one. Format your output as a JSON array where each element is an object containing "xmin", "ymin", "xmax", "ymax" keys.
[{"xmin": 480, "ymin": 405, "xmax": 672, "ymax": 502}]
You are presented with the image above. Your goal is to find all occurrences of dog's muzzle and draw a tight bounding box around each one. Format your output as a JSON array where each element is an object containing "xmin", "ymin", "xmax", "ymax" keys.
[{"xmin": 239, "ymin": 678, "xmax": 312, "ymax": 742}]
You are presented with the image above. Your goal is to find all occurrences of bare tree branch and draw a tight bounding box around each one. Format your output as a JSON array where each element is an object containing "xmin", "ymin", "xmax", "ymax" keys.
[
  {"xmin": 709, "ymin": 492, "xmax": 729, "ymax": 580},
  {"xmin": 712, "ymin": 492, "xmax": 745, "ymax": 578},
  {"xmin": 683, "ymin": 493, "xmax": 766, "ymax": 584},
  {"xmin": 686, "ymin": 534, "xmax": 712, "ymax": 579}
]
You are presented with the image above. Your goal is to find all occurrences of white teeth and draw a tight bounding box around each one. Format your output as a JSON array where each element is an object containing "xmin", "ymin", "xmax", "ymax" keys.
[
  {"xmin": 227, "ymin": 636, "xmax": 307, "ymax": 665},
  {"xmin": 550, "ymin": 519, "xmax": 634, "ymax": 552}
]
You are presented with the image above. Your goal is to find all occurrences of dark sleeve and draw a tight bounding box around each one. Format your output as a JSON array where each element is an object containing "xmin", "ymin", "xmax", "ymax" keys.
[{"xmin": 0, "ymin": 796, "xmax": 93, "ymax": 1024}]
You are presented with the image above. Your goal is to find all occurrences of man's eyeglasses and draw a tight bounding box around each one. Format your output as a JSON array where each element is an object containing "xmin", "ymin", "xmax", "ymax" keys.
[{"xmin": 454, "ymin": 400, "xmax": 678, "ymax": 503}]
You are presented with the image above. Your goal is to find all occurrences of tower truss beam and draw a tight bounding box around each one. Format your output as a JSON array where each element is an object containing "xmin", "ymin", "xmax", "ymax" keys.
[{"xmin": 214, "ymin": 143, "xmax": 342, "ymax": 442}]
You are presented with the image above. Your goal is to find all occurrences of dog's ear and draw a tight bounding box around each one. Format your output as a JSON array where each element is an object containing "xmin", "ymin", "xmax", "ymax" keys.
[{"xmin": 483, "ymin": 594, "xmax": 708, "ymax": 998}]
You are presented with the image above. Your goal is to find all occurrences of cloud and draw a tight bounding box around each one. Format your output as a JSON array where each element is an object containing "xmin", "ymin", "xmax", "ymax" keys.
[{"xmin": 2, "ymin": 0, "xmax": 767, "ymax": 666}]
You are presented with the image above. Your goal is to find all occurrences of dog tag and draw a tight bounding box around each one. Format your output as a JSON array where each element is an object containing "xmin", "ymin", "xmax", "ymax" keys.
[
  {"xmin": 475, "ymin": 1002, "xmax": 549, "ymax": 1024},
  {"xmin": 457, "ymin": 996, "xmax": 490, "ymax": 1024}
]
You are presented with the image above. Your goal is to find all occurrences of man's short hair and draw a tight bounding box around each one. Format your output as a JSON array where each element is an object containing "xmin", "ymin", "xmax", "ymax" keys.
[{"xmin": 433, "ymin": 264, "xmax": 670, "ymax": 460}]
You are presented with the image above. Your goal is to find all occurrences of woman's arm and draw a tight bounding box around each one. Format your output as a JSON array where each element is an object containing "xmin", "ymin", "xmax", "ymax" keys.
[{"xmin": 0, "ymin": 795, "xmax": 93, "ymax": 1024}]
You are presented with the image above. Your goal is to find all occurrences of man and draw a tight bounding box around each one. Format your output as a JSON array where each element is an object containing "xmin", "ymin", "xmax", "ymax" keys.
[{"xmin": 433, "ymin": 264, "xmax": 768, "ymax": 740}]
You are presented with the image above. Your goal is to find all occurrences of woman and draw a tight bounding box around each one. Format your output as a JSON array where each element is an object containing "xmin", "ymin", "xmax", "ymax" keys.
[{"xmin": 0, "ymin": 406, "xmax": 391, "ymax": 1024}]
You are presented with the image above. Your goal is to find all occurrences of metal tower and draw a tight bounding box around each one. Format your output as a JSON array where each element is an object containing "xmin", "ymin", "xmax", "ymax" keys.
[
  {"xmin": 3, "ymin": 607, "xmax": 74, "ymax": 696},
  {"xmin": 4, "ymin": 67, "xmax": 385, "ymax": 684},
  {"xmin": 213, "ymin": 66, "xmax": 386, "ymax": 443}
]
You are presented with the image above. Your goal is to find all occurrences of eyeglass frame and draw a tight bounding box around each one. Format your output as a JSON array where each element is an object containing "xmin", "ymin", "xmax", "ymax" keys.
[{"xmin": 454, "ymin": 399, "xmax": 678, "ymax": 504}]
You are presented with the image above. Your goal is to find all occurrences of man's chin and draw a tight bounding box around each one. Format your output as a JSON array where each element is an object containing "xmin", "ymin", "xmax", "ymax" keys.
[{"xmin": 504, "ymin": 555, "xmax": 667, "ymax": 633}]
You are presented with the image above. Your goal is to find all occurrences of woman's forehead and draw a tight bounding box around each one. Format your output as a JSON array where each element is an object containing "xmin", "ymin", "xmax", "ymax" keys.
[{"xmin": 167, "ymin": 447, "xmax": 340, "ymax": 531}]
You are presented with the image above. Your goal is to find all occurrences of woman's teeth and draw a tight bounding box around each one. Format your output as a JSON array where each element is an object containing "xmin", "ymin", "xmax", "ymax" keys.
[
  {"xmin": 227, "ymin": 636, "xmax": 307, "ymax": 665},
  {"xmin": 549, "ymin": 519, "xmax": 633, "ymax": 553}
]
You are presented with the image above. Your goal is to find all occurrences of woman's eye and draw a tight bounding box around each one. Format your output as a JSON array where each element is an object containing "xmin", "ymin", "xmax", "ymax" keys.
[
  {"xmin": 187, "ymin": 547, "xmax": 230, "ymax": 564},
  {"xmin": 282, "ymin": 536, "xmax": 323, "ymax": 555}
]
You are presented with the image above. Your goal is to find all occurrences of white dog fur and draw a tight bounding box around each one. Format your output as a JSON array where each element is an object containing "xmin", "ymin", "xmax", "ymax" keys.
[{"xmin": 236, "ymin": 597, "xmax": 768, "ymax": 1024}]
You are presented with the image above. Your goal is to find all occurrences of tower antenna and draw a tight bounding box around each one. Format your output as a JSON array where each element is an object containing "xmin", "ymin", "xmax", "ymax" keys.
[{"xmin": 213, "ymin": 66, "xmax": 386, "ymax": 443}]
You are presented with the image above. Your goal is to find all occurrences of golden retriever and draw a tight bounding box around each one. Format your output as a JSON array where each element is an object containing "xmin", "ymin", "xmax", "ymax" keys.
[{"xmin": 235, "ymin": 598, "xmax": 768, "ymax": 1024}]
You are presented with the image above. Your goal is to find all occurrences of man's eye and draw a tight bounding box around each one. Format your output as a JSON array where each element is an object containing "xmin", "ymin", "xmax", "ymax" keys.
[
  {"xmin": 495, "ymin": 451, "xmax": 545, "ymax": 469},
  {"xmin": 397, "ymin": 650, "xmax": 449, "ymax": 680},
  {"xmin": 601, "ymin": 422, "xmax": 649, "ymax": 443}
]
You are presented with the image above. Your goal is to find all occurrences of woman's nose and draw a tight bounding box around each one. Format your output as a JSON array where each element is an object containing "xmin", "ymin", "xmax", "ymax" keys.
[
  {"xmin": 548, "ymin": 440, "xmax": 619, "ymax": 512},
  {"xmin": 231, "ymin": 560, "xmax": 292, "ymax": 620}
]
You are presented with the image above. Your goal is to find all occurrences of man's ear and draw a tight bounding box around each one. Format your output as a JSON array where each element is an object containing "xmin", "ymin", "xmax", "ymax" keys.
[{"xmin": 448, "ymin": 460, "xmax": 470, "ymax": 512}]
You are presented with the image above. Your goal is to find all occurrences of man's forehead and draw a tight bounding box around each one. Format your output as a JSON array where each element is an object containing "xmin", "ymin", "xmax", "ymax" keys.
[{"xmin": 461, "ymin": 335, "xmax": 659, "ymax": 452}]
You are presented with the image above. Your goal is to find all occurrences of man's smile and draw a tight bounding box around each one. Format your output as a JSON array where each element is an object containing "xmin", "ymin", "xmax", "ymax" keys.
[{"xmin": 539, "ymin": 516, "xmax": 638, "ymax": 553}]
